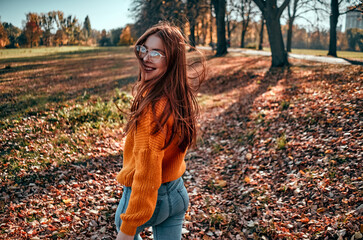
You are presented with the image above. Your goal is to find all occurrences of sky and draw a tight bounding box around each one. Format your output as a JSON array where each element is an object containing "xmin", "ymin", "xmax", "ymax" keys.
[
  {"xmin": 0, "ymin": 0, "xmax": 348, "ymax": 32},
  {"xmin": 0, "ymin": 0, "xmax": 134, "ymax": 31}
]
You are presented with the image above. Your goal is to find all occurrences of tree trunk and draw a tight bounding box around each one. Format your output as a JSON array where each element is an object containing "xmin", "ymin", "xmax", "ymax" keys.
[
  {"xmin": 189, "ymin": 23, "xmax": 196, "ymax": 47},
  {"xmin": 286, "ymin": 18, "xmax": 294, "ymax": 52},
  {"xmin": 196, "ymin": 23, "xmax": 200, "ymax": 45},
  {"xmin": 328, "ymin": 0, "xmax": 339, "ymax": 57},
  {"xmin": 286, "ymin": 0, "xmax": 298, "ymax": 52},
  {"xmin": 201, "ymin": 17, "xmax": 206, "ymax": 45},
  {"xmin": 253, "ymin": 0, "xmax": 289, "ymax": 67},
  {"xmin": 241, "ymin": 25, "xmax": 246, "ymax": 48},
  {"xmin": 258, "ymin": 17, "xmax": 264, "ymax": 50},
  {"xmin": 210, "ymin": 1, "xmax": 213, "ymax": 45},
  {"xmin": 212, "ymin": 0, "xmax": 227, "ymax": 56},
  {"xmin": 265, "ymin": 16, "xmax": 288, "ymax": 67},
  {"xmin": 239, "ymin": 0, "xmax": 252, "ymax": 49},
  {"xmin": 187, "ymin": 0, "xmax": 197, "ymax": 48},
  {"xmin": 227, "ymin": 13, "xmax": 231, "ymax": 40}
]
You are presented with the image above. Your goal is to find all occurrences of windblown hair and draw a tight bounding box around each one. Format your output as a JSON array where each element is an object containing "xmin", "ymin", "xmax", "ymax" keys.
[{"xmin": 123, "ymin": 22, "xmax": 206, "ymax": 151}]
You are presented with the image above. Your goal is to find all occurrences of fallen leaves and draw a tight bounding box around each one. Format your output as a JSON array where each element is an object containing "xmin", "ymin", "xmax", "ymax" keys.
[
  {"xmin": 1, "ymin": 50, "xmax": 362, "ymax": 239},
  {"xmin": 183, "ymin": 58, "xmax": 362, "ymax": 239}
]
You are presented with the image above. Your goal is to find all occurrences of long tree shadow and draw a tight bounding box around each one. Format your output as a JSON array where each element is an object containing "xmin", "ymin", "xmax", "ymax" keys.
[
  {"xmin": 0, "ymin": 49, "xmax": 138, "ymax": 120},
  {"xmin": 187, "ymin": 62, "xmax": 362, "ymax": 239},
  {"xmin": 200, "ymin": 56, "xmax": 267, "ymax": 95},
  {"xmin": 341, "ymin": 57, "xmax": 363, "ymax": 66},
  {"xmin": 0, "ymin": 47, "xmax": 134, "ymax": 65},
  {"xmin": 0, "ymin": 64, "xmax": 46, "ymax": 76},
  {"xmin": 0, "ymin": 74, "xmax": 138, "ymax": 120}
]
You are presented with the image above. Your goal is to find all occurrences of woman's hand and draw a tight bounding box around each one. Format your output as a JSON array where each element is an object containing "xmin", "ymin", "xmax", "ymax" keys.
[{"xmin": 116, "ymin": 231, "xmax": 134, "ymax": 240}]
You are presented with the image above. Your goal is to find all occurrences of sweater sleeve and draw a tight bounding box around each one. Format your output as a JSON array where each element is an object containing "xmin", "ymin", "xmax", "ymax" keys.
[{"xmin": 120, "ymin": 100, "xmax": 169, "ymax": 235}]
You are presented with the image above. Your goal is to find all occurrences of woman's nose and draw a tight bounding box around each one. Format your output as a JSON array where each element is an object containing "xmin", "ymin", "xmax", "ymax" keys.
[{"xmin": 143, "ymin": 53, "xmax": 150, "ymax": 62}]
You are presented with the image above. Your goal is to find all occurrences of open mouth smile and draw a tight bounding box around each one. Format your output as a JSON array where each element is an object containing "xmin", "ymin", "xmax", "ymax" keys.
[{"xmin": 142, "ymin": 64, "xmax": 156, "ymax": 72}]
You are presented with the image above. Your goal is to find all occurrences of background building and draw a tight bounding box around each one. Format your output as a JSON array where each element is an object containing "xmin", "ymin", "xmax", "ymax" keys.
[{"xmin": 345, "ymin": 9, "xmax": 363, "ymax": 31}]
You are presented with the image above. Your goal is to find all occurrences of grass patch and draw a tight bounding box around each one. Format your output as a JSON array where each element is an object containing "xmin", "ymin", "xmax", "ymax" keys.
[
  {"xmin": 276, "ymin": 133, "xmax": 287, "ymax": 150},
  {"xmin": 290, "ymin": 48, "xmax": 363, "ymax": 60},
  {"xmin": 0, "ymin": 46, "xmax": 103, "ymax": 60},
  {"xmin": 261, "ymin": 47, "xmax": 363, "ymax": 60},
  {"xmin": 280, "ymin": 100, "xmax": 290, "ymax": 111},
  {"xmin": 0, "ymin": 89, "xmax": 131, "ymax": 179}
]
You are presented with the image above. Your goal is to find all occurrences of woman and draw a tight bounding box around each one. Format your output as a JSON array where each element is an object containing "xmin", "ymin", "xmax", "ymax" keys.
[{"xmin": 115, "ymin": 22, "xmax": 205, "ymax": 240}]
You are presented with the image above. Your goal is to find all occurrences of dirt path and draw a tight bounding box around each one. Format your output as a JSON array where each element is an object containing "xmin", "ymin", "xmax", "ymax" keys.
[{"xmin": 198, "ymin": 46, "xmax": 363, "ymax": 65}]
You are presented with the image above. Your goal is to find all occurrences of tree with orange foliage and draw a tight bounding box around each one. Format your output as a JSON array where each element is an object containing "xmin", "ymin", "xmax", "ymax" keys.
[
  {"xmin": 24, "ymin": 13, "xmax": 42, "ymax": 47},
  {"xmin": 118, "ymin": 26, "xmax": 134, "ymax": 45},
  {"xmin": 0, "ymin": 23, "xmax": 10, "ymax": 48}
]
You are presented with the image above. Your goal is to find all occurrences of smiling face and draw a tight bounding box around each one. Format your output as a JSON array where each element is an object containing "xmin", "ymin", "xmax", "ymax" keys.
[{"xmin": 139, "ymin": 34, "xmax": 167, "ymax": 82}]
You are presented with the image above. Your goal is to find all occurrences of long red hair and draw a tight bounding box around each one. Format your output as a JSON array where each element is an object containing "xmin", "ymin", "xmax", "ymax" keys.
[{"xmin": 123, "ymin": 22, "xmax": 205, "ymax": 151}]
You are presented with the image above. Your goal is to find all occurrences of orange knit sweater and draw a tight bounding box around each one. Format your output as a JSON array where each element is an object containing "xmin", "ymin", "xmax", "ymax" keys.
[{"xmin": 116, "ymin": 98, "xmax": 187, "ymax": 236}]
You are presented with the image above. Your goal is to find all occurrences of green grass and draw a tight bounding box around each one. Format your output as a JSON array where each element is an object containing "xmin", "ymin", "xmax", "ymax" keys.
[
  {"xmin": 0, "ymin": 46, "xmax": 131, "ymax": 60},
  {"xmin": 262, "ymin": 47, "xmax": 363, "ymax": 60},
  {"xmin": 3, "ymin": 46, "xmax": 362, "ymax": 60},
  {"xmin": 0, "ymin": 46, "xmax": 137, "ymax": 179},
  {"xmin": 290, "ymin": 48, "xmax": 363, "ymax": 60},
  {"xmin": 0, "ymin": 89, "xmax": 132, "ymax": 177}
]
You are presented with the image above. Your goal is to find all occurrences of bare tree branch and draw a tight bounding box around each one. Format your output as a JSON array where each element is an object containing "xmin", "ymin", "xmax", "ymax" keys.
[
  {"xmin": 253, "ymin": 0, "xmax": 265, "ymax": 11},
  {"xmin": 278, "ymin": 0, "xmax": 291, "ymax": 18}
]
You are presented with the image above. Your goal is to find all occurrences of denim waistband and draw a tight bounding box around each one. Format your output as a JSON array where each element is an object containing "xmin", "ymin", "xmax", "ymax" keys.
[
  {"xmin": 157, "ymin": 177, "xmax": 183, "ymax": 196},
  {"xmin": 124, "ymin": 177, "xmax": 184, "ymax": 196}
]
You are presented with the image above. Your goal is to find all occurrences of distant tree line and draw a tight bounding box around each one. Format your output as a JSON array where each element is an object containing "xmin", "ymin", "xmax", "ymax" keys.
[
  {"xmin": 0, "ymin": 11, "xmax": 135, "ymax": 48},
  {"xmin": 1, "ymin": 1, "xmax": 362, "ymax": 66},
  {"xmin": 126, "ymin": 0, "xmax": 362, "ymax": 67}
]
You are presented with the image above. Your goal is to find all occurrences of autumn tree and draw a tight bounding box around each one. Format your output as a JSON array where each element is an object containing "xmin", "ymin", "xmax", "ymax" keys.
[
  {"xmin": 83, "ymin": 15, "xmax": 92, "ymax": 41},
  {"xmin": 211, "ymin": 0, "xmax": 228, "ymax": 56},
  {"xmin": 0, "ymin": 23, "xmax": 9, "ymax": 48},
  {"xmin": 346, "ymin": 28, "xmax": 363, "ymax": 51},
  {"xmin": 232, "ymin": 0, "xmax": 255, "ymax": 48},
  {"xmin": 258, "ymin": 14, "xmax": 265, "ymax": 50},
  {"xmin": 2, "ymin": 22, "xmax": 22, "ymax": 48},
  {"xmin": 40, "ymin": 11, "xmax": 57, "ymax": 46},
  {"xmin": 118, "ymin": 25, "xmax": 134, "ymax": 45},
  {"xmin": 209, "ymin": 1, "xmax": 215, "ymax": 45},
  {"xmin": 329, "ymin": 0, "xmax": 362, "ymax": 56},
  {"xmin": 130, "ymin": 0, "xmax": 186, "ymax": 38},
  {"xmin": 312, "ymin": 0, "xmax": 361, "ymax": 56},
  {"xmin": 110, "ymin": 27, "xmax": 123, "ymax": 46},
  {"xmin": 225, "ymin": 0, "xmax": 239, "ymax": 47},
  {"xmin": 130, "ymin": 0, "xmax": 161, "ymax": 36},
  {"xmin": 65, "ymin": 15, "xmax": 81, "ymax": 45},
  {"xmin": 99, "ymin": 29, "xmax": 111, "ymax": 46},
  {"xmin": 54, "ymin": 11, "xmax": 68, "ymax": 45},
  {"xmin": 24, "ymin": 13, "xmax": 42, "ymax": 47},
  {"xmin": 253, "ymin": 0, "xmax": 290, "ymax": 67},
  {"xmin": 327, "ymin": 0, "xmax": 339, "ymax": 56},
  {"xmin": 285, "ymin": 0, "xmax": 312, "ymax": 52},
  {"xmin": 54, "ymin": 29, "xmax": 67, "ymax": 46},
  {"xmin": 54, "ymin": 11, "xmax": 65, "ymax": 31},
  {"xmin": 288, "ymin": 24, "xmax": 308, "ymax": 49},
  {"xmin": 187, "ymin": 0, "xmax": 198, "ymax": 47},
  {"xmin": 196, "ymin": 0, "xmax": 210, "ymax": 45},
  {"xmin": 187, "ymin": 0, "xmax": 210, "ymax": 47}
]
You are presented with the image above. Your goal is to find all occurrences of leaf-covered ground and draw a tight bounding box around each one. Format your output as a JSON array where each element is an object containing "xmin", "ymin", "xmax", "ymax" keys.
[{"xmin": 0, "ymin": 48, "xmax": 362, "ymax": 239}]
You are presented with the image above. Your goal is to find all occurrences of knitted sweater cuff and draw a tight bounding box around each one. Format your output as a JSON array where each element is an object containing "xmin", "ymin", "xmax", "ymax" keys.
[{"xmin": 120, "ymin": 222, "xmax": 138, "ymax": 236}]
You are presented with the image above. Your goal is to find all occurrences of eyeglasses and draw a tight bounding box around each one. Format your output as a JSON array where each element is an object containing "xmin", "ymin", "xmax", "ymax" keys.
[{"xmin": 135, "ymin": 45, "xmax": 165, "ymax": 63}]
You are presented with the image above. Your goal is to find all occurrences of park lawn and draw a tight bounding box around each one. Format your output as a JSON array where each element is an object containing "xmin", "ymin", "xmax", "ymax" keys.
[
  {"xmin": 261, "ymin": 47, "xmax": 363, "ymax": 60},
  {"xmin": 0, "ymin": 46, "xmax": 109, "ymax": 60},
  {"xmin": 290, "ymin": 48, "xmax": 363, "ymax": 60},
  {"xmin": 0, "ymin": 48, "xmax": 362, "ymax": 239}
]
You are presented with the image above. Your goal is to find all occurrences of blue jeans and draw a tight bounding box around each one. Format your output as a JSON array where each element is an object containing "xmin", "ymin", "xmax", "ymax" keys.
[{"xmin": 115, "ymin": 177, "xmax": 189, "ymax": 240}]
